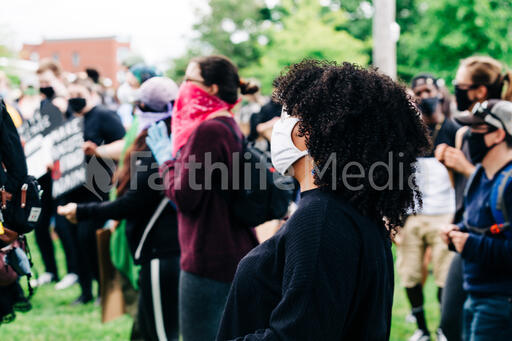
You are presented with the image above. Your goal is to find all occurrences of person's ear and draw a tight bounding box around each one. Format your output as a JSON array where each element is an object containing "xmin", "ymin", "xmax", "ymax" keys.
[
  {"xmin": 291, "ymin": 122, "xmax": 307, "ymax": 151},
  {"xmin": 207, "ymin": 84, "xmax": 219, "ymax": 96},
  {"xmin": 488, "ymin": 128, "xmax": 506, "ymax": 145},
  {"xmin": 474, "ymin": 85, "xmax": 488, "ymax": 101},
  {"xmin": 495, "ymin": 129, "xmax": 507, "ymax": 144}
]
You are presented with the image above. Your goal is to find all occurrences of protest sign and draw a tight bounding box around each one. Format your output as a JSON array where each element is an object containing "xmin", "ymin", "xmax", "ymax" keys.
[
  {"xmin": 18, "ymin": 102, "xmax": 64, "ymax": 178},
  {"xmin": 48, "ymin": 117, "xmax": 87, "ymax": 198}
]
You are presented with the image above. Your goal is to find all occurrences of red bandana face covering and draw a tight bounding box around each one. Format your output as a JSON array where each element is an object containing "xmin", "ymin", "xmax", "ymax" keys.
[{"xmin": 171, "ymin": 82, "xmax": 236, "ymax": 157}]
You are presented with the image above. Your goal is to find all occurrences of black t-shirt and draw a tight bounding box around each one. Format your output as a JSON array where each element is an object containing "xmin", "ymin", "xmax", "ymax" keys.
[
  {"xmin": 217, "ymin": 188, "xmax": 394, "ymax": 341},
  {"xmin": 80, "ymin": 105, "xmax": 125, "ymax": 201},
  {"xmin": 427, "ymin": 117, "xmax": 460, "ymax": 156},
  {"xmin": 83, "ymin": 105, "xmax": 125, "ymax": 145}
]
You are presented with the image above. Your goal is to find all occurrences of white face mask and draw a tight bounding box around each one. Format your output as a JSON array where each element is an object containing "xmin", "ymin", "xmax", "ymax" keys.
[{"xmin": 271, "ymin": 109, "xmax": 308, "ymax": 175}]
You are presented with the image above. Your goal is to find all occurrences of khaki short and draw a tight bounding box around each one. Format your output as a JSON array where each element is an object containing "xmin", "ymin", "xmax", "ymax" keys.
[{"xmin": 396, "ymin": 213, "xmax": 454, "ymax": 288}]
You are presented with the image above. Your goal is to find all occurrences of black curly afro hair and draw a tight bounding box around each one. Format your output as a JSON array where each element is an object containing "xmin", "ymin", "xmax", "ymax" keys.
[{"xmin": 273, "ymin": 59, "xmax": 431, "ymax": 231}]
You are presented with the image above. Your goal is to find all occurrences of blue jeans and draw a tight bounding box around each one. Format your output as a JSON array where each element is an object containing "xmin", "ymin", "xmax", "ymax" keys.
[
  {"xmin": 463, "ymin": 294, "xmax": 512, "ymax": 341},
  {"xmin": 179, "ymin": 271, "xmax": 231, "ymax": 341}
]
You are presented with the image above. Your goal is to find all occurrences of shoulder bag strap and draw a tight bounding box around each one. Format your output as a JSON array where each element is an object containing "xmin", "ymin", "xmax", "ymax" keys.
[{"xmin": 134, "ymin": 197, "xmax": 169, "ymax": 261}]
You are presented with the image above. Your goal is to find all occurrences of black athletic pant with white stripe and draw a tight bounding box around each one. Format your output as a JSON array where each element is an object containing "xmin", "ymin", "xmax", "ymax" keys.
[{"xmin": 139, "ymin": 256, "xmax": 180, "ymax": 341}]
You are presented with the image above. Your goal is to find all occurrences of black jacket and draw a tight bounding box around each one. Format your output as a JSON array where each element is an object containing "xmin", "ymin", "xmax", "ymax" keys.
[
  {"xmin": 0, "ymin": 100, "xmax": 27, "ymax": 195},
  {"xmin": 77, "ymin": 149, "xmax": 179, "ymax": 264},
  {"xmin": 0, "ymin": 101, "xmax": 28, "ymax": 240}
]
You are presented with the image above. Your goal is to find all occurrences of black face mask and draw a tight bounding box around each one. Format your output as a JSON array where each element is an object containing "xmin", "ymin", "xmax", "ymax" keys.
[
  {"xmin": 454, "ymin": 85, "xmax": 474, "ymax": 112},
  {"xmin": 68, "ymin": 97, "xmax": 87, "ymax": 113},
  {"xmin": 466, "ymin": 129, "xmax": 499, "ymax": 164},
  {"xmin": 39, "ymin": 86, "xmax": 55, "ymax": 99},
  {"xmin": 419, "ymin": 97, "xmax": 438, "ymax": 117}
]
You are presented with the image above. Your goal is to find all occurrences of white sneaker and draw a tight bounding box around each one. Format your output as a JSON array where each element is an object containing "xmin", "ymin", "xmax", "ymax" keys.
[
  {"xmin": 436, "ymin": 328, "xmax": 448, "ymax": 341},
  {"xmin": 29, "ymin": 272, "xmax": 55, "ymax": 287},
  {"xmin": 409, "ymin": 329, "xmax": 431, "ymax": 341},
  {"xmin": 55, "ymin": 273, "xmax": 78, "ymax": 290},
  {"xmin": 405, "ymin": 313, "xmax": 417, "ymax": 324}
]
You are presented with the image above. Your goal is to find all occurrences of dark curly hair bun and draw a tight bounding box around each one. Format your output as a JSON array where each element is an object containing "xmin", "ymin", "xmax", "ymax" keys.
[
  {"xmin": 273, "ymin": 59, "xmax": 431, "ymax": 230},
  {"xmin": 240, "ymin": 80, "xmax": 260, "ymax": 95}
]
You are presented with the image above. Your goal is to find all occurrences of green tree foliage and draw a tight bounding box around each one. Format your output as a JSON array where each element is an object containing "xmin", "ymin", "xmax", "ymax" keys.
[
  {"xmin": 169, "ymin": 0, "xmax": 512, "ymax": 92},
  {"xmin": 167, "ymin": 0, "xmax": 276, "ymax": 82},
  {"xmin": 191, "ymin": 0, "xmax": 273, "ymax": 69},
  {"xmin": 172, "ymin": 0, "xmax": 368, "ymax": 93},
  {"xmin": 399, "ymin": 0, "xmax": 512, "ymax": 83},
  {"xmin": 244, "ymin": 0, "xmax": 369, "ymax": 93}
]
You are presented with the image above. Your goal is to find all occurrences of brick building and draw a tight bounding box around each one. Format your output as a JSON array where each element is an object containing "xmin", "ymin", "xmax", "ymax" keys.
[{"xmin": 21, "ymin": 36, "xmax": 131, "ymax": 86}]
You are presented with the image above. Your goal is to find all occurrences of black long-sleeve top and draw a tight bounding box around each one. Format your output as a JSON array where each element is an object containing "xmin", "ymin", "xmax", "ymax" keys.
[
  {"xmin": 217, "ymin": 188, "xmax": 394, "ymax": 341},
  {"xmin": 77, "ymin": 149, "xmax": 179, "ymax": 264},
  {"xmin": 0, "ymin": 100, "xmax": 28, "ymax": 240}
]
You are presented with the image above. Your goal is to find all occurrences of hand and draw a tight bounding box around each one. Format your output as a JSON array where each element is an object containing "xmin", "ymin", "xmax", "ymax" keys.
[
  {"xmin": 57, "ymin": 203, "xmax": 78, "ymax": 224},
  {"xmin": 448, "ymin": 230, "xmax": 469, "ymax": 253},
  {"xmin": 146, "ymin": 121, "xmax": 173, "ymax": 165},
  {"xmin": 256, "ymin": 116, "xmax": 280, "ymax": 134},
  {"xmin": 392, "ymin": 230, "xmax": 403, "ymax": 246},
  {"xmin": 0, "ymin": 226, "xmax": 18, "ymax": 245},
  {"xmin": 83, "ymin": 141, "xmax": 98, "ymax": 156},
  {"xmin": 434, "ymin": 143, "xmax": 448, "ymax": 162},
  {"xmin": 440, "ymin": 224, "xmax": 459, "ymax": 245},
  {"xmin": 436, "ymin": 144, "xmax": 475, "ymax": 176}
]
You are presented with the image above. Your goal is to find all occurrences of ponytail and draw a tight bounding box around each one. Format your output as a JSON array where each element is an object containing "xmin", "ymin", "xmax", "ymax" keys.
[
  {"xmin": 239, "ymin": 79, "xmax": 259, "ymax": 95},
  {"xmin": 502, "ymin": 71, "xmax": 512, "ymax": 101}
]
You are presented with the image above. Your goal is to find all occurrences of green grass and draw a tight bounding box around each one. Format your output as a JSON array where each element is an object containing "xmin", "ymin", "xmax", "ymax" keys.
[
  {"xmin": 1, "ymin": 233, "xmax": 131, "ymax": 340},
  {"xmin": 2, "ymin": 235, "xmax": 440, "ymax": 340},
  {"xmin": 390, "ymin": 246, "xmax": 441, "ymax": 340}
]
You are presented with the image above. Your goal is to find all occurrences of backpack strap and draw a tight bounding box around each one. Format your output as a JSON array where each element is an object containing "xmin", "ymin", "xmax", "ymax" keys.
[
  {"xmin": 464, "ymin": 164, "xmax": 484, "ymax": 199},
  {"xmin": 463, "ymin": 165, "xmax": 487, "ymax": 233},
  {"xmin": 213, "ymin": 117, "xmax": 243, "ymax": 144},
  {"xmin": 134, "ymin": 197, "xmax": 169, "ymax": 262},
  {"xmin": 455, "ymin": 126, "xmax": 469, "ymax": 150},
  {"xmin": 467, "ymin": 163, "xmax": 512, "ymax": 235},
  {"xmin": 490, "ymin": 163, "xmax": 512, "ymax": 232}
]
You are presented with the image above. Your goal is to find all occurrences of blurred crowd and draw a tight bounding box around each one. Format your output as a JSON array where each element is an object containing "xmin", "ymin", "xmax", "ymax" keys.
[{"xmin": 0, "ymin": 52, "xmax": 511, "ymax": 341}]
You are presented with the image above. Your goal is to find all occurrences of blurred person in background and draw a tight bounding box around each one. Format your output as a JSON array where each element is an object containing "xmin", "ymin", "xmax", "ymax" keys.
[
  {"xmin": 59, "ymin": 77, "xmax": 180, "ymax": 339},
  {"xmin": 116, "ymin": 55, "xmax": 145, "ymax": 128},
  {"xmin": 217, "ymin": 59, "xmax": 431, "ymax": 341},
  {"xmin": 127, "ymin": 64, "xmax": 160, "ymax": 91},
  {"xmin": 83, "ymin": 65, "xmax": 161, "ymax": 162},
  {"xmin": 395, "ymin": 74, "xmax": 460, "ymax": 341},
  {"xmin": 441, "ymin": 99, "xmax": 512, "ymax": 341},
  {"xmin": 62, "ymin": 78, "xmax": 125, "ymax": 304},
  {"xmin": 238, "ymin": 78, "xmax": 266, "ymax": 135},
  {"xmin": 0, "ymin": 71, "xmax": 23, "ymax": 127},
  {"xmin": 36, "ymin": 58, "xmax": 68, "ymax": 114},
  {"xmin": 436, "ymin": 56, "xmax": 512, "ymax": 341},
  {"xmin": 116, "ymin": 63, "xmax": 159, "ymax": 129},
  {"xmin": 146, "ymin": 55, "xmax": 259, "ymax": 340},
  {"xmin": 16, "ymin": 76, "xmax": 40, "ymax": 121},
  {"xmin": 84, "ymin": 68, "xmax": 116, "ymax": 110},
  {"xmin": 0, "ymin": 70, "xmax": 10, "ymax": 100},
  {"xmin": 28, "ymin": 60, "xmax": 79, "ymax": 290},
  {"xmin": 247, "ymin": 79, "xmax": 282, "ymax": 151}
]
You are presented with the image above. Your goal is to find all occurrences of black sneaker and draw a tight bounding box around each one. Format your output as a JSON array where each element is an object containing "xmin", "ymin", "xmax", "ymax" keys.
[
  {"xmin": 70, "ymin": 294, "xmax": 94, "ymax": 306},
  {"xmin": 1, "ymin": 312, "xmax": 16, "ymax": 324},
  {"xmin": 13, "ymin": 299, "xmax": 32, "ymax": 312}
]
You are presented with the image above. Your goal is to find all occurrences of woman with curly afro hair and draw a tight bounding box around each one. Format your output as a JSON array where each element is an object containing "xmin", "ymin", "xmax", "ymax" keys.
[{"xmin": 217, "ymin": 59, "xmax": 431, "ymax": 341}]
